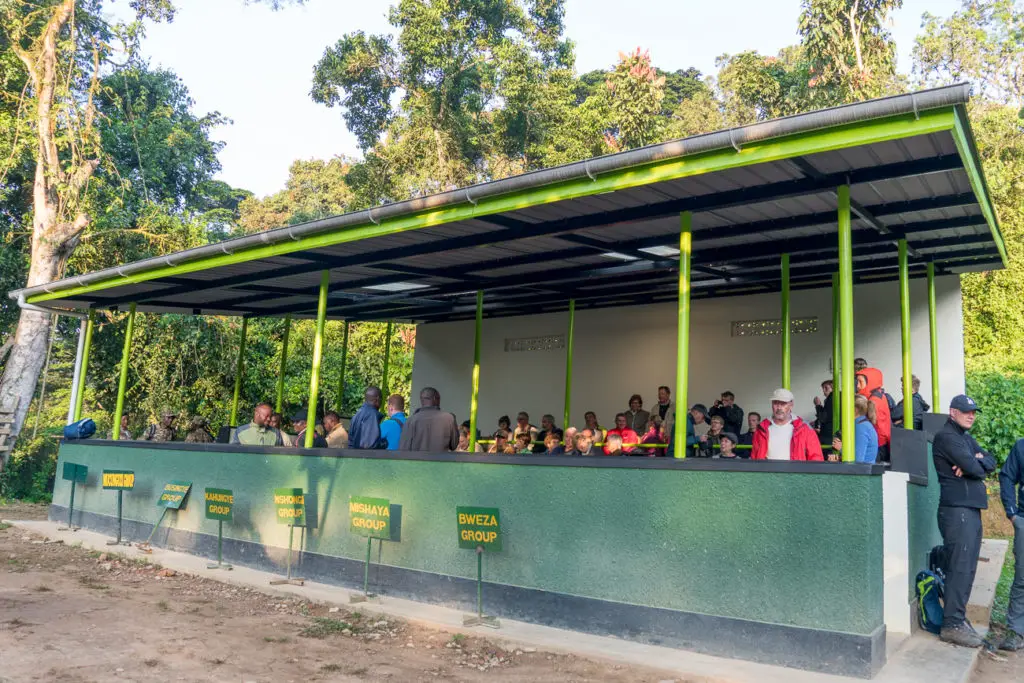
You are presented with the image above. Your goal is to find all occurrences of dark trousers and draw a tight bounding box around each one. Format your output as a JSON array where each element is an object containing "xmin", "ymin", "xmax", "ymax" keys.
[
  {"xmin": 1009, "ymin": 516, "xmax": 1024, "ymax": 634},
  {"xmin": 937, "ymin": 505, "xmax": 983, "ymax": 626}
]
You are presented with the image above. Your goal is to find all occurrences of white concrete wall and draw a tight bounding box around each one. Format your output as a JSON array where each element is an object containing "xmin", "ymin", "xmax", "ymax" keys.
[{"xmin": 410, "ymin": 276, "xmax": 965, "ymax": 430}]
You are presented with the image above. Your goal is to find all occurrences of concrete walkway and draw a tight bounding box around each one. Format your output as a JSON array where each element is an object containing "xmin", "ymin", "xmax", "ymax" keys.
[{"xmin": 3, "ymin": 519, "xmax": 1008, "ymax": 683}]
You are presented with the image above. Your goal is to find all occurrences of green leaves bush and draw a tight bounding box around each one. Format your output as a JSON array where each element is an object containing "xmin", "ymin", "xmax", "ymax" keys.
[
  {"xmin": 965, "ymin": 369, "xmax": 1024, "ymax": 466},
  {"xmin": 0, "ymin": 435, "xmax": 59, "ymax": 502}
]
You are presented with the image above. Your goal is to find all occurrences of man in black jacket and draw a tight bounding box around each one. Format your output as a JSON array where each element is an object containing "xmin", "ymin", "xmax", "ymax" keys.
[
  {"xmin": 814, "ymin": 380, "xmax": 834, "ymax": 440},
  {"xmin": 892, "ymin": 375, "xmax": 931, "ymax": 430},
  {"xmin": 932, "ymin": 394, "xmax": 997, "ymax": 648},
  {"xmin": 709, "ymin": 391, "xmax": 744, "ymax": 436},
  {"xmin": 999, "ymin": 438, "xmax": 1024, "ymax": 651}
]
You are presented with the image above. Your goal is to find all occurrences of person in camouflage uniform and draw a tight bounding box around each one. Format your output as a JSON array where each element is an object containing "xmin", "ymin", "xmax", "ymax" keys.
[
  {"xmin": 184, "ymin": 416, "xmax": 214, "ymax": 443},
  {"xmin": 141, "ymin": 408, "xmax": 178, "ymax": 442}
]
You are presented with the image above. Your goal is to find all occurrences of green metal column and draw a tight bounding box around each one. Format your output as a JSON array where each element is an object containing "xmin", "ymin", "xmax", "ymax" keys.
[
  {"xmin": 563, "ymin": 299, "xmax": 576, "ymax": 431},
  {"xmin": 111, "ymin": 304, "xmax": 136, "ymax": 441},
  {"xmin": 781, "ymin": 253, "xmax": 791, "ymax": 390},
  {"xmin": 837, "ymin": 186, "xmax": 856, "ymax": 462},
  {"xmin": 468, "ymin": 291, "xmax": 483, "ymax": 452},
  {"xmin": 832, "ymin": 272, "xmax": 840, "ymax": 435},
  {"xmin": 275, "ymin": 315, "xmax": 291, "ymax": 414},
  {"xmin": 673, "ymin": 211, "xmax": 692, "ymax": 459},
  {"xmin": 899, "ymin": 239, "xmax": 913, "ymax": 430},
  {"xmin": 73, "ymin": 310, "xmax": 96, "ymax": 421},
  {"xmin": 338, "ymin": 322, "xmax": 350, "ymax": 411},
  {"xmin": 381, "ymin": 321, "xmax": 393, "ymax": 395},
  {"xmin": 229, "ymin": 317, "xmax": 248, "ymax": 428},
  {"xmin": 927, "ymin": 263, "xmax": 940, "ymax": 412},
  {"xmin": 306, "ymin": 271, "xmax": 330, "ymax": 447}
]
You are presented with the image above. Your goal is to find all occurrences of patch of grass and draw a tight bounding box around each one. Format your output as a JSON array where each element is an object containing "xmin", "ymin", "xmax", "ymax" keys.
[
  {"xmin": 300, "ymin": 617, "xmax": 357, "ymax": 639},
  {"xmin": 991, "ymin": 548, "xmax": 1016, "ymax": 627},
  {"xmin": 320, "ymin": 663, "xmax": 342, "ymax": 672},
  {"xmin": 264, "ymin": 636, "xmax": 290, "ymax": 643},
  {"xmin": 0, "ymin": 522, "xmax": 11, "ymax": 531},
  {"xmin": 208, "ymin": 657, "xmax": 226, "ymax": 666},
  {"xmin": 76, "ymin": 576, "xmax": 109, "ymax": 590},
  {"xmin": 33, "ymin": 585, "xmax": 52, "ymax": 592},
  {"xmin": 450, "ymin": 633, "xmax": 466, "ymax": 644},
  {"xmin": 348, "ymin": 666, "xmax": 369, "ymax": 676},
  {"xmin": 156, "ymin": 600, "xmax": 169, "ymax": 611}
]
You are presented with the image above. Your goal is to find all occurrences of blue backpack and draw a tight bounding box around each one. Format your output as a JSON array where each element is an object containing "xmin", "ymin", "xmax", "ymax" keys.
[
  {"xmin": 63, "ymin": 418, "xmax": 96, "ymax": 440},
  {"xmin": 915, "ymin": 570, "xmax": 945, "ymax": 634}
]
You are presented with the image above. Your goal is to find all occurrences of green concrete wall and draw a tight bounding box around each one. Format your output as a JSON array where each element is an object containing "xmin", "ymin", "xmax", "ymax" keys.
[
  {"xmin": 54, "ymin": 444, "xmax": 884, "ymax": 635},
  {"xmin": 907, "ymin": 444, "xmax": 942, "ymax": 598}
]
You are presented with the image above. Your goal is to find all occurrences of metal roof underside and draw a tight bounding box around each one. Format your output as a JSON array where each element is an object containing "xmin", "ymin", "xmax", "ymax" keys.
[{"xmin": 14, "ymin": 90, "xmax": 1005, "ymax": 324}]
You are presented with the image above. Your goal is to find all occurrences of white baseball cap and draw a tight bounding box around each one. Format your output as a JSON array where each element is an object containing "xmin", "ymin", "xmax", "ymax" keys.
[{"xmin": 771, "ymin": 388, "xmax": 795, "ymax": 403}]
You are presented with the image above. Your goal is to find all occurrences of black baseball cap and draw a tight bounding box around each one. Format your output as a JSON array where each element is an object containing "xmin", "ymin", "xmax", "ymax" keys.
[
  {"xmin": 949, "ymin": 395, "xmax": 981, "ymax": 413},
  {"xmin": 691, "ymin": 403, "xmax": 709, "ymax": 419},
  {"xmin": 720, "ymin": 431, "xmax": 739, "ymax": 444}
]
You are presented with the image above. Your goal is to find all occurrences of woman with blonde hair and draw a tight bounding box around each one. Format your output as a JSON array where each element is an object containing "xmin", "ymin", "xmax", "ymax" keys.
[{"xmin": 832, "ymin": 395, "xmax": 879, "ymax": 464}]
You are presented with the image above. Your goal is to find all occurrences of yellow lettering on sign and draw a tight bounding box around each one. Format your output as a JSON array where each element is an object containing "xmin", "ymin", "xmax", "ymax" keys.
[
  {"xmin": 164, "ymin": 484, "xmax": 190, "ymax": 493},
  {"xmin": 352, "ymin": 518, "xmax": 387, "ymax": 531},
  {"xmin": 274, "ymin": 494, "xmax": 304, "ymax": 505},
  {"xmin": 277, "ymin": 507, "xmax": 304, "ymax": 518},
  {"xmin": 103, "ymin": 472, "xmax": 135, "ymax": 488},
  {"xmin": 460, "ymin": 530, "xmax": 497, "ymax": 543},
  {"xmin": 349, "ymin": 502, "xmax": 390, "ymax": 517},
  {"xmin": 207, "ymin": 504, "xmax": 231, "ymax": 516},
  {"xmin": 205, "ymin": 492, "xmax": 234, "ymax": 504},
  {"xmin": 160, "ymin": 493, "xmax": 183, "ymax": 503}
]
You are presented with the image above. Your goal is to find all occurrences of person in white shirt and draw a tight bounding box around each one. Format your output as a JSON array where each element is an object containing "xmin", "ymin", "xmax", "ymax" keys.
[{"xmin": 750, "ymin": 388, "xmax": 824, "ymax": 461}]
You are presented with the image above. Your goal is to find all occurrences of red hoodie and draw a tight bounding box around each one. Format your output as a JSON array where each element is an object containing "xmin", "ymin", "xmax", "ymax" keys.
[
  {"xmin": 857, "ymin": 367, "xmax": 891, "ymax": 448},
  {"xmin": 750, "ymin": 417, "xmax": 824, "ymax": 461}
]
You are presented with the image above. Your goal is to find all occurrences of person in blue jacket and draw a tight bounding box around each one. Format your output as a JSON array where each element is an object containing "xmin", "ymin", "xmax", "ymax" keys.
[
  {"xmin": 378, "ymin": 394, "xmax": 407, "ymax": 450},
  {"xmin": 831, "ymin": 395, "xmax": 879, "ymax": 463},
  {"xmin": 999, "ymin": 438, "xmax": 1024, "ymax": 651}
]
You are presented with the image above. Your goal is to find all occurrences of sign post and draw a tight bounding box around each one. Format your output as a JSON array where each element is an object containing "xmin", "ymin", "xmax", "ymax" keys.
[
  {"xmin": 457, "ymin": 506, "xmax": 501, "ymax": 628},
  {"xmin": 269, "ymin": 488, "xmax": 306, "ymax": 585},
  {"xmin": 204, "ymin": 488, "xmax": 234, "ymax": 570},
  {"xmin": 138, "ymin": 480, "xmax": 192, "ymax": 554},
  {"xmin": 58, "ymin": 463, "xmax": 88, "ymax": 531},
  {"xmin": 101, "ymin": 470, "xmax": 135, "ymax": 545},
  {"xmin": 348, "ymin": 496, "xmax": 390, "ymax": 602}
]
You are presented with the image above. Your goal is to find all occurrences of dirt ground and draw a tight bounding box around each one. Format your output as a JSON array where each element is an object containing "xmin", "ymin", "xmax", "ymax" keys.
[{"xmin": 0, "ymin": 506, "xmax": 679, "ymax": 683}]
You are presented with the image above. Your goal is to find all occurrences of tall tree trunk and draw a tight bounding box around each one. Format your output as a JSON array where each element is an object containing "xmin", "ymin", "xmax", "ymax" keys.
[{"xmin": 0, "ymin": 0, "xmax": 98, "ymax": 466}]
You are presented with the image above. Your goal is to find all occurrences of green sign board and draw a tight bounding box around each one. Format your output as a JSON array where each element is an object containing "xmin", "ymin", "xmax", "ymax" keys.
[
  {"xmin": 102, "ymin": 470, "xmax": 135, "ymax": 490},
  {"xmin": 62, "ymin": 462, "xmax": 88, "ymax": 483},
  {"xmin": 274, "ymin": 488, "xmax": 305, "ymax": 526},
  {"xmin": 157, "ymin": 480, "xmax": 192, "ymax": 509},
  {"xmin": 349, "ymin": 496, "xmax": 390, "ymax": 538},
  {"xmin": 204, "ymin": 488, "xmax": 234, "ymax": 521},
  {"xmin": 457, "ymin": 507, "xmax": 502, "ymax": 551}
]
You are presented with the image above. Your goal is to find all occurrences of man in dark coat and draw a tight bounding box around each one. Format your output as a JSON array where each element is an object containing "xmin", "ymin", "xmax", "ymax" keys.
[
  {"xmin": 398, "ymin": 387, "xmax": 459, "ymax": 452},
  {"xmin": 999, "ymin": 437, "xmax": 1024, "ymax": 651},
  {"xmin": 709, "ymin": 391, "xmax": 744, "ymax": 436},
  {"xmin": 932, "ymin": 394, "xmax": 997, "ymax": 648},
  {"xmin": 892, "ymin": 375, "xmax": 931, "ymax": 430}
]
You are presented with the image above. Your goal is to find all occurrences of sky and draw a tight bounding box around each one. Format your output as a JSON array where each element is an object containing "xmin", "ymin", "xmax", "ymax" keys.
[{"xmin": 110, "ymin": 0, "xmax": 964, "ymax": 198}]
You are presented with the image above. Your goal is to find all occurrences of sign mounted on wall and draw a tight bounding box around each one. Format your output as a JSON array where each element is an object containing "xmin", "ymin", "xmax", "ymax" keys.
[
  {"xmin": 349, "ymin": 496, "xmax": 391, "ymax": 539},
  {"xmin": 457, "ymin": 507, "xmax": 502, "ymax": 552},
  {"xmin": 102, "ymin": 469, "xmax": 135, "ymax": 546},
  {"xmin": 273, "ymin": 488, "xmax": 305, "ymax": 526},
  {"xmin": 157, "ymin": 480, "xmax": 192, "ymax": 509},
  {"xmin": 102, "ymin": 470, "xmax": 135, "ymax": 490}
]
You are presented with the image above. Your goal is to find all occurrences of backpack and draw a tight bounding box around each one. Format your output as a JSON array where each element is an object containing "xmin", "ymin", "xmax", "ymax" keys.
[
  {"xmin": 915, "ymin": 570, "xmax": 945, "ymax": 634},
  {"xmin": 63, "ymin": 418, "xmax": 96, "ymax": 440}
]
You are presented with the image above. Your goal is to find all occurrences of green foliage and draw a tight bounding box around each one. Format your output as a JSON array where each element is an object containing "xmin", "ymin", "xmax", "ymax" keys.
[
  {"xmin": 0, "ymin": 435, "xmax": 58, "ymax": 502},
  {"xmin": 604, "ymin": 48, "xmax": 665, "ymax": 151},
  {"xmin": 965, "ymin": 369, "xmax": 1024, "ymax": 464}
]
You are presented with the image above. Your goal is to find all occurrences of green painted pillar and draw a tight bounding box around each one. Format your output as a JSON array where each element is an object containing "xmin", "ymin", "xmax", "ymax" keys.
[
  {"xmin": 832, "ymin": 272, "xmax": 840, "ymax": 436},
  {"xmin": 927, "ymin": 263, "xmax": 940, "ymax": 412},
  {"xmin": 563, "ymin": 299, "xmax": 576, "ymax": 431},
  {"xmin": 229, "ymin": 317, "xmax": 248, "ymax": 428},
  {"xmin": 275, "ymin": 315, "xmax": 292, "ymax": 414},
  {"xmin": 673, "ymin": 211, "xmax": 692, "ymax": 459},
  {"xmin": 469, "ymin": 291, "xmax": 483, "ymax": 453},
  {"xmin": 837, "ymin": 186, "xmax": 856, "ymax": 462},
  {"xmin": 338, "ymin": 322, "xmax": 350, "ymax": 412},
  {"xmin": 111, "ymin": 304, "xmax": 136, "ymax": 441},
  {"xmin": 73, "ymin": 310, "xmax": 96, "ymax": 422},
  {"xmin": 899, "ymin": 239, "xmax": 913, "ymax": 430},
  {"xmin": 781, "ymin": 253, "xmax": 791, "ymax": 390},
  {"xmin": 306, "ymin": 270, "xmax": 330, "ymax": 448},
  {"xmin": 381, "ymin": 321, "xmax": 393, "ymax": 395}
]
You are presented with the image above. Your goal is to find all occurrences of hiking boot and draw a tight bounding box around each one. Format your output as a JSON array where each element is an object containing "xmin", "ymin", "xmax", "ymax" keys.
[
  {"xmin": 1000, "ymin": 630, "xmax": 1024, "ymax": 652},
  {"xmin": 940, "ymin": 622, "xmax": 984, "ymax": 648}
]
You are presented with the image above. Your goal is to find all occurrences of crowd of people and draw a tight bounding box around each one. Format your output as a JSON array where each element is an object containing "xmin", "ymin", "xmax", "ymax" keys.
[{"xmin": 121, "ymin": 357, "xmax": 929, "ymax": 465}]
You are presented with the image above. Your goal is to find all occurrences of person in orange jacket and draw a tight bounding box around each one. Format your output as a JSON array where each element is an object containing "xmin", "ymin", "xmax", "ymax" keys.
[{"xmin": 857, "ymin": 367, "xmax": 892, "ymax": 461}]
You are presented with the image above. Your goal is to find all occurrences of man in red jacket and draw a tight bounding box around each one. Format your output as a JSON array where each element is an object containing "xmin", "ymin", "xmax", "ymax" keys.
[{"xmin": 751, "ymin": 388, "xmax": 824, "ymax": 461}]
